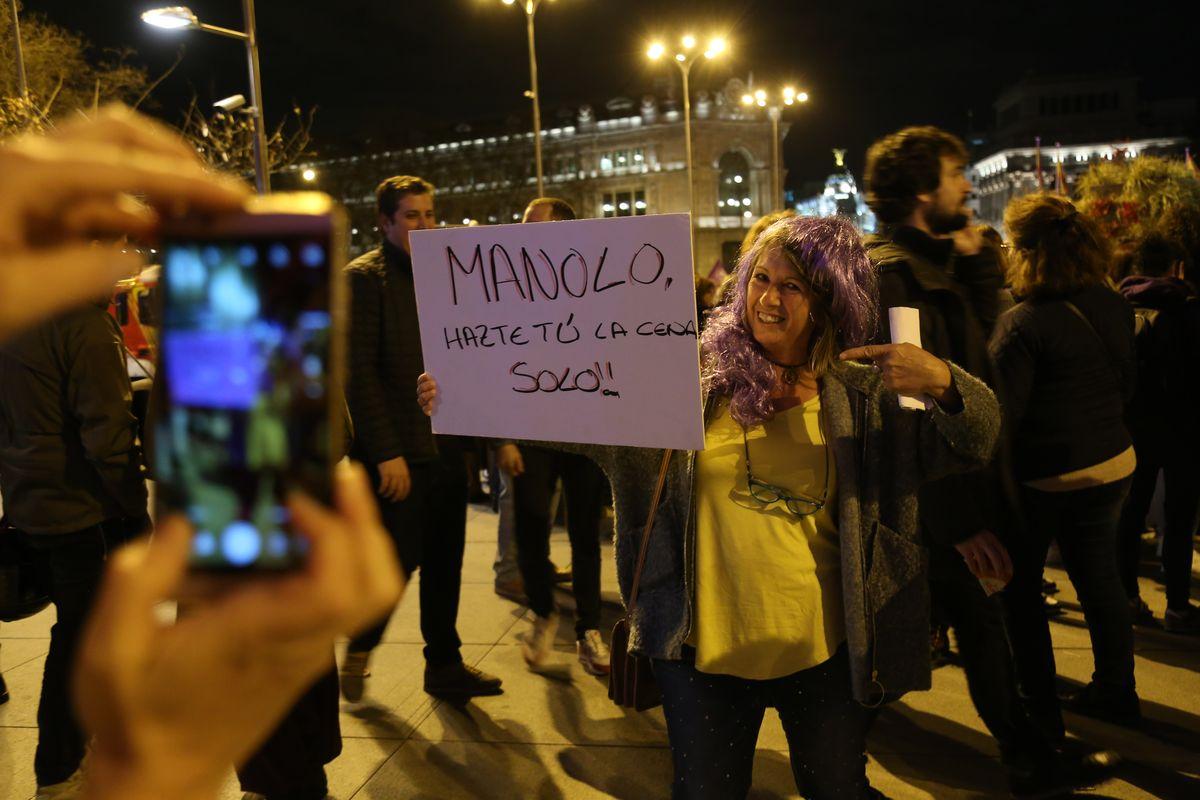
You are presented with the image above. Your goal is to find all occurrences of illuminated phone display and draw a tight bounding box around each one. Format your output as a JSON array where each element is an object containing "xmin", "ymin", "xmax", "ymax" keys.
[{"xmin": 154, "ymin": 197, "xmax": 345, "ymax": 571}]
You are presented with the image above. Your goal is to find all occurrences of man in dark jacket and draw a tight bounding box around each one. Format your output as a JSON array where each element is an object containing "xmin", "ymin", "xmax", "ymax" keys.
[
  {"xmin": 0, "ymin": 299, "xmax": 149, "ymax": 795},
  {"xmin": 340, "ymin": 175, "xmax": 502, "ymax": 700},
  {"xmin": 863, "ymin": 126, "xmax": 1113, "ymax": 796},
  {"xmin": 1116, "ymin": 234, "xmax": 1200, "ymax": 633}
]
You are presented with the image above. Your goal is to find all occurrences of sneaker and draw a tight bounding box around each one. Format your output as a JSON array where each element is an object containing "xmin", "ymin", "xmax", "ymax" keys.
[
  {"xmin": 494, "ymin": 577, "xmax": 528, "ymax": 604},
  {"xmin": 0, "ymin": 671, "xmax": 8, "ymax": 705},
  {"xmin": 424, "ymin": 661, "xmax": 503, "ymax": 697},
  {"xmin": 1060, "ymin": 682, "xmax": 1141, "ymax": 728},
  {"xmin": 1164, "ymin": 604, "xmax": 1200, "ymax": 634},
  {"xmin": 522, "ymin": 613, "xmax": 557, "ymax": 669},
  {"xmin": 1042, "ymin": 594, "xmax": 1065, "ymax": 618},
  {"xmin": 1041, "ymin": 579, "xmax": 1059, "ymax": 596},
  {"xmin": 1009, "ymin": 749, "xmax": 1120, "ymax": 799},
  {"xmin": 339, "ymin": 650, "xmax": 371, "ymax": 703},
  {"xmin": 553, "ymin": 562, "xmax": 573, "ymax": 584},
  {"xmin": 1129, "ymin": 596, "xmax": 1156, "ymax": 627},
  {"xmin": 577, "ymin": 629, "xmax": 611, "ymax": 676}
]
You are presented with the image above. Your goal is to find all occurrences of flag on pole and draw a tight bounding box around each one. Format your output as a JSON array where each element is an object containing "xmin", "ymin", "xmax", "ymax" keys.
[
  {"xmin": 1055, "ymin": 142, "xmax": 1067, "ymax": 195},
  {"xmin": 1035, "ymin": 136, "xmax": 1044, "ymax": 191}
]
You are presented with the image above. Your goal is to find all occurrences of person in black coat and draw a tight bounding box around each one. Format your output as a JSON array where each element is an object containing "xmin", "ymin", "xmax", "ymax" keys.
[
  {"xmin": 863, "ymin": 127, "xmax": 1114, "ymax": 796},
  {"xmin": 1115, "ymin": 235, "xmax": 1200, "ymax": 633},
  {"xmin": 991, "ymin": 193, "xmax": 1141, "ymax": 734},
  {"xmin": 340, "ymin": 176, "xmax": 502, "ymax": 701},
  {"xmin": 0, "ymin": 299, "xmax": 149, "ymax": 795}
]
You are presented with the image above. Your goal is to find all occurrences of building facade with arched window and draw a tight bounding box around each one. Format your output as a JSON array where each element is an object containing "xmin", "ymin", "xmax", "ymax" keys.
[{"xmin": 279, "ymin": 81, "xmax": 786, "ymax": 277}]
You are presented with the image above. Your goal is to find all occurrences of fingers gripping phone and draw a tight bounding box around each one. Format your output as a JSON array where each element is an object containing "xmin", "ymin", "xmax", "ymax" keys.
[{"xmin": 153, "ymin": 193, "xmax": 348, "ymax": 571}]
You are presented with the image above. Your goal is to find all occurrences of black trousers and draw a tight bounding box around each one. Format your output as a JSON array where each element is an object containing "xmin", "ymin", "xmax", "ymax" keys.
[
  {"xmin": 1004, "ymin": 480, "xmax": 1135, "ymax": 716},
  {"xmin": 349, "ymin": 448, "xmax": 467, "ymax": 667},
  {"xmin": 653, "ymin": 645, "xmax": 870, "ymax": 800},
  {"xmin": 928, "ymin": 544, "xmax": 1054, "ymax": 762},
  {"xmin": 513, "ymin": 446, "xmax": 606, "ymax": 637},
  {"xmin": 1117, "ymin": 432, "xmax": 1200, "ymax": 610},
  {"xmin": 236, "ymin": 666, "xmax": 341, "ymax": 800},
  {"xmin": 26, "ymin": 520, "xmax": 139, "ymax": 786}
]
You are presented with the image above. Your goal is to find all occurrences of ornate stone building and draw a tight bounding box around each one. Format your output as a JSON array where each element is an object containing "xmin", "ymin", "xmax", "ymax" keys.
[{"xmin": 278, "ymin": 80, "xmax": 787, "ymax": 274}]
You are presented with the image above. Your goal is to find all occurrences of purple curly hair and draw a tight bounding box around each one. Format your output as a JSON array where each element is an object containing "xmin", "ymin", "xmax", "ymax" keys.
[{"xmin": 700, "ymin": 215, "xmax": 878, "ymax": 427}]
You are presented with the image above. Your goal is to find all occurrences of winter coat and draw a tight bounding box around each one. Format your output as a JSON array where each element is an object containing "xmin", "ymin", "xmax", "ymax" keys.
[
  {"xmin": 0, "ymin": 303, "xmax": 148, "ymax": 535},
  {"xmin": 1117, "ymin": 275, "xmax": 1199, "ymax": 438},
  {"xmin": 865, "ymin": 225, "xmax": 1011, "ymax": 548},
  {"xmin": 990, "ymin": 284, "xmax": 1136, "ymax": 482},
  {"xmin": 345, "ymin": 240, "xmax": 439, "ymax": 466},
  {"xmin": 534, "ymin": 360, "xmax": 1000, "ymax": 705}
]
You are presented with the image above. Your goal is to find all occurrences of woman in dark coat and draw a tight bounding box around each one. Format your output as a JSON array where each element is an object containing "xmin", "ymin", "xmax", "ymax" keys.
[{"xmin": 990, "ymin": 194, "xmax": 1140, "ymax": 740}]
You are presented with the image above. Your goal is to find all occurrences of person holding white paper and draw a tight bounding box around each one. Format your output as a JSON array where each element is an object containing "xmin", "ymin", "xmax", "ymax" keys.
[
  {"xmin": 863, "ymin": 127, "xmax": 1117, "ymax": 797},
  {"xmin": 420, "ymin": 215, "xmax": 1003, "ymax": 799}
]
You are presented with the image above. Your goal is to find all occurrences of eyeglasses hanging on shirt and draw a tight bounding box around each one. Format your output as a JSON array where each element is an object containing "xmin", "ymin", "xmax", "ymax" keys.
[{"xmin": 740, "ymin": 422, "xmax": 829, "ymax": 518}]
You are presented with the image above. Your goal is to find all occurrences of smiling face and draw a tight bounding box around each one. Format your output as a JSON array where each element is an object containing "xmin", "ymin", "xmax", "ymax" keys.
[
  {"xmin": 744, "ymin": 248, "xmax": 816, "ymax": 365},
  {"xmin": 380, "ymin": 191, "xmax": 436, "ymax": 254}
]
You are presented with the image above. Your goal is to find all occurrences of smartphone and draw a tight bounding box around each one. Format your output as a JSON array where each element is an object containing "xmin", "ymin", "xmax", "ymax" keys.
[{"xmin": 152, "ymin": 192, "xmax": 348, "ymax": 571}]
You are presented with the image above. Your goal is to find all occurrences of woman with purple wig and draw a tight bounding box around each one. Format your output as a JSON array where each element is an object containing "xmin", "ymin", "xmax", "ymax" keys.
[{"xmin": 418, "ymin": 215, "xmax": 1001, "ymax": 798}]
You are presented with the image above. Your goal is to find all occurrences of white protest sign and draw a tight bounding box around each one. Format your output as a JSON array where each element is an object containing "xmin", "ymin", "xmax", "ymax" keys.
[{"xmin": 409, "ymin": 213, "xmax": 704, "ymax": 450}]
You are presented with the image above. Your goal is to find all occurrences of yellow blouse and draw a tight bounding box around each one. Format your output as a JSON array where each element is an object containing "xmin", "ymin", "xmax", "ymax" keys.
[{"xmin": 689, "ymin": 397, "xmax": 844, "ymax": 680}]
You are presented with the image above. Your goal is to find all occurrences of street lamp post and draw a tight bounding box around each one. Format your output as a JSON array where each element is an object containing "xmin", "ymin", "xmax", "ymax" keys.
[
  {"xmin": 742, "ymin": 85, "xmax": 808, "ymax": 209},
  {"xmin": 648, "ymin": 35, "xmax": 726, "ymax": 266},
  {"xmin": 142, "ymin": 3, "xmax": 271, "ymax": 194},
  {"xmin": 502, "ymin": 0, "xmax": 559, "ymax": 198},
  {"xmin": 7, "ymin": 0, "xmax": 28, "ymax": 99}
]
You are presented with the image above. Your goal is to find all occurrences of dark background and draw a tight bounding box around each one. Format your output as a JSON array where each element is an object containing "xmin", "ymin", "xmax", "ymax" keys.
[{"xmin": 21, "ymin": 0, "xmax": 1200, "ymax": 189}]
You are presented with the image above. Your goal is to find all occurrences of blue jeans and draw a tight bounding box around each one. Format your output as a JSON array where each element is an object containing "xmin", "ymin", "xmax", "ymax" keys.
[
  {"xmin": 653, "ymin": 645, "xmax": 870, "ymax": 800},
  {"xmin": 493, "ymin": 470, "xmax": 520, "ymax": 584}
]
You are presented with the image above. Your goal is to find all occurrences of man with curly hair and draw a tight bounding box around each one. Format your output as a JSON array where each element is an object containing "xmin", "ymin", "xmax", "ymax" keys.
[{"xmin": 862, "ymin": 126, "xmax": 1115, "ymax": 797}]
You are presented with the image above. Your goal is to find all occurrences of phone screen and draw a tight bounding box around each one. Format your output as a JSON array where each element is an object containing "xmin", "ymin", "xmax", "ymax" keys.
[{"xmin": 155, "ymin": 231, "xmax": 334, "ymax": 570}]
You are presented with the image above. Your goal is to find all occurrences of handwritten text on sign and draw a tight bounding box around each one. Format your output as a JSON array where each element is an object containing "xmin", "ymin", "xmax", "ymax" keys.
[{"xmin": 410, "ymin": 214, "xmax": 704, "ymax": 450}]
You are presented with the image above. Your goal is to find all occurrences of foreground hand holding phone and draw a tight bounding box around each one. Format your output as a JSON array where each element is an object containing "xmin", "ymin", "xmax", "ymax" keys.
[
  {"xmin": 75, "ymin": 462, "xmax": 404, "ymax": 800},
  {"xmin": 0, "ymin": 105, "xmax": 248, "ymax": 343}
]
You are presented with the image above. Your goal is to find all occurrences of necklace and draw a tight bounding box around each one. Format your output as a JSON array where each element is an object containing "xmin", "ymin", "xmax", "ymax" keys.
[{"xmin": 765, "ymin": 356, "xmax": 806, "ymax": 385}]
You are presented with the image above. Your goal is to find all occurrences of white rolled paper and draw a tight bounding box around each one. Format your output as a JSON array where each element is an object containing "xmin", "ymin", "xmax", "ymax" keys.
[{"xmin": 888, "ymin": 306, "xmax": 930, "ymax": 411}]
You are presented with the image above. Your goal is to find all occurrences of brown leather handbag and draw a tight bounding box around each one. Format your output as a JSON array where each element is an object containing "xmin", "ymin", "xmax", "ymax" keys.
[{"xmin": 608, "ymin": 449, "xmax": 673, "ymax": 711}]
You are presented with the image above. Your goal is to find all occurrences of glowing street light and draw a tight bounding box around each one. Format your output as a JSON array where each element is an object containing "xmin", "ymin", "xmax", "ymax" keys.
[
  {"xmin": 140, "ymin": 6, "xmax": 198, "ymax": 29},
  {"xmin": 646, "ymin": 32, "xmax": 730, "ymax": 266},
  {"xmin": 496, "ymin": 0, "xmax": 568, "ymax": 198},
  {"xmin": 742, "ymin": 84, "xmax": 811, "ymax": 208},
  {"xmin": 142, "ymin": 3, "xmax": 271, "ymax": 194},
  {"xmin": 301, "ymin": 167, "xmax": 317, "ymax": 182}
]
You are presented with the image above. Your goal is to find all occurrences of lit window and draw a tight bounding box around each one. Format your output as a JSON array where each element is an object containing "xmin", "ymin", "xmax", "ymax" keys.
[
  {"xmin": 600, "ymin": 153, "xmax": 614, "ymax": 172},
  {"xmin": 719, "ymin": 153, "xmax": 751, "ymax": 216}
]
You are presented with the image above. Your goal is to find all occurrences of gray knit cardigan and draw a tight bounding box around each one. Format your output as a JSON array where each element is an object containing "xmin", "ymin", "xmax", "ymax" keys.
[{"xmin": 531, "ymin": 359, "xmax": 1000, "ymax": 705}]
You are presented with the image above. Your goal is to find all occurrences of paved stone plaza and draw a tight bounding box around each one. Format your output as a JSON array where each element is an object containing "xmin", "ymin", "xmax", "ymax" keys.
[{"xmin": 1, "ymin": 503, "xmax": 1197, "ymax": 799}]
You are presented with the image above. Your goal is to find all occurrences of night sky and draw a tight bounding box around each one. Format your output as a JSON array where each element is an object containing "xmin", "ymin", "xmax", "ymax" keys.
[{"xmin": 21, "ymin": 0, "xmax": 1200, "ymax": 190}]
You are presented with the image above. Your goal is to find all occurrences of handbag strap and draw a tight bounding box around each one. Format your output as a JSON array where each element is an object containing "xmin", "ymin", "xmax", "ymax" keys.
[
  {"xmin": 1063, "ymin": 300, "xmax": 1123, "ymax": 390},
  {"xmin": 625, "ymin": 448, "xmax": 673, "ymax": 616}
]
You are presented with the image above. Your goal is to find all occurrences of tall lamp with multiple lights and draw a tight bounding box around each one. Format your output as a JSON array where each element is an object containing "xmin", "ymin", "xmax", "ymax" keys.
[
  {"xmin": 647, "ymin": 34, "xmax": 726, "ymax": 261},
  {"xmin": 142, "ymin": 3, "xmax": 271, "ymax": 194},
  {"xmin": 500, "ymin": 0, "xmax": 564, "ymax": 198},
  {"xmin": 742, "ymin": 85, "xmax": 809, "ymax": 209}
]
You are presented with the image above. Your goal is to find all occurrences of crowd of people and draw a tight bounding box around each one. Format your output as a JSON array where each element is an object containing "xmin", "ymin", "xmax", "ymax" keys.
[{"xmin": 0, "ymin": 107, "xmax": 1196, "ymax": 800}]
